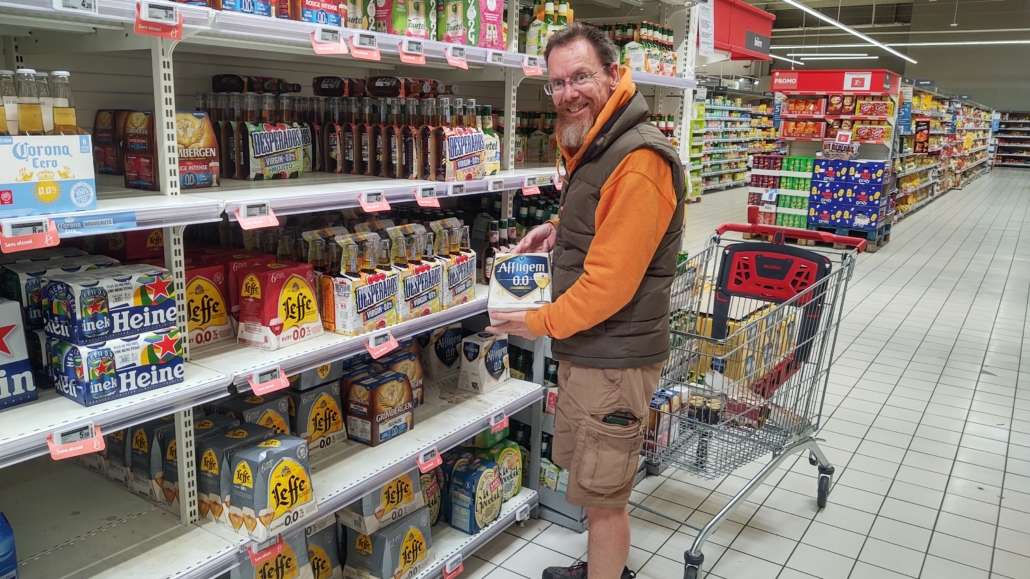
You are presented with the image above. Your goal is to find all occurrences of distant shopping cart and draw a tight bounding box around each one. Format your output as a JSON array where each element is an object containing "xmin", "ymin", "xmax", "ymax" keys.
[{"xmin": 632, "ymin": 215, "xmax": 864, "ymax": 579}]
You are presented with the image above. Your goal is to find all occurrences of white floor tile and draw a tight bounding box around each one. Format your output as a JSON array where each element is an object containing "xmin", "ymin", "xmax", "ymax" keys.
[
  {"xmin": 785, "ymin": 542, "xmax": 854, "ymax": 579},
  {"xmin": 870, "ymin": 516, "xmax": 933, "ymax": 552},
  {"xmin": 799, "ymin": 521, "xmax": 865, "ymax": 559},
  {"xmin": 533, "ymin": 524, "xmax": 589, "ymax": 559},
  {"xmin": 859, "ymin": 538, "xmax": 926, "ymax": 578},
  {"xmin": 992, "ymin": 549, "xmax": 1030, "ymax": 579},
  {"xmin": 920, "ymin": 554, "xmax": 990, "ymax": 579},
  {"xmin": 499, "ymin": 543, "xmax": 575, "ymax": 578},
  {"xmin": 710, "ymin": 549, "xmax": 784, "ymax": 579},
  {"xmin": 727, "ymin": 527, "xmax": 797, "ymax": 566},
  {"xmin": 927, "ymin": 532, "xmax": 994, "ymax": 571}
]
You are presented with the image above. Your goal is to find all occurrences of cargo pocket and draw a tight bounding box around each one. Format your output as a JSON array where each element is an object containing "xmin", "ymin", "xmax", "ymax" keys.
[{"xmin": 570, "ymin": 417, "xmax": 643, "ymax": 495}]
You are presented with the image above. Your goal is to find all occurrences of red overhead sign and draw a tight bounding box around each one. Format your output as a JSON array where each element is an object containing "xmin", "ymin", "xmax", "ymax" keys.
[
  {"xmin": 713, "ymin": 0, "xmax": 775, "ymax": 61},
  {"xmin": 771, "ymin": 69, "xmax": 901, "ymax": 97}
]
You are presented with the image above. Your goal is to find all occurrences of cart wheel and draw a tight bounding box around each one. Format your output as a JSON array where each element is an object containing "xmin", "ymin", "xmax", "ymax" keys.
[
  {"xmin": 817, "ymin": 474, "xmax": 832, "ymax": 508},
  {"xmin": 684, "ymin": 551, "xmax": 704, "ymax": 579},
  {"xmin": 684, "ymin": 567, "xmax": 699, "ymax": 579}
]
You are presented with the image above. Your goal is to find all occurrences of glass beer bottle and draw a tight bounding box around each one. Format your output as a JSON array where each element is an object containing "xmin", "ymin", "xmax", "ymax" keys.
[{"xmin": 16, "ymin": 69, "xmax": 44, "ymax": 135}]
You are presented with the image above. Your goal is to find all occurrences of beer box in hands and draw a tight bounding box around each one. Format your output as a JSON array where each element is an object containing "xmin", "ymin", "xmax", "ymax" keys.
[
  {"xmin": 229, "ymin": 434, "xmax": 319, "ymax": 541},
  {"xmin": 488, "ymin": 253, "xmax": 551, "ymax": 313},
  {"xmin": 287, "ymin": 360, "xmax": 344, "ymax": 392},
  {"xmin": 218, "ymin": 394, "xmax": 291, "ymax": 435},
  {"xmin": 236, "ymin": 262, "xmax": 324, "ymax": 351},
  {"xmin": 449, "ymin": 458, "xmax": 503, "ymax": 535},
  {"xmin": 197, "ymin": 423, "xmax": 276, "ymax": 523},
  {"xmin": 1, "ymin": 255, "xmax": 120, "ymax": 330},
  {"xmin": 287, "ymin": 381, "xmax": 347, "ymax": 455},
  {"xmin": 50, "ymin": 327, "xmax": 184, "ymax": 407},
  {"xmin": 415, "ymin": 323, "xmax": 462, "ymax": 380},
  {"xmin": 43, "ymin": 264, "xmax": 177, "ymax": 346},
  {"xmin": 457, "ymin": 332, "xmax": 509, "ymax": 394},
  {"xmin": 184, "ymin": 263, "xmax": 234, "ymax": 349},
  {"xmin": 0, "ymin": 134, "xmax": 97, "ymax": 218},
  {"xmin": 163, "ymin": 414, "xmax": 240, "ymax": 507},
  {"xmin": 346, "ymin": 370, "xmax": 414, "ymax": 447},
  {"xmin": 343, "ymin": 506, "xmax": 434, "ymax": 579},
  {"xmin": 177, "ymin": 111, "xmax": 220, "ymax": 189},
  {"xmin": 231, "ymin": 527, "xmax": 315, "ymax": 579},
  {"xmin": 337, "ymin": 468, "xmax": 426, "ymax": 534},
  {"xmin": 0, "ymin": 298, "xmax": 37, "ymax": 410},
  {"xmin": 306, "ymin": 516, "xmax": 344, "ymax": 579}
]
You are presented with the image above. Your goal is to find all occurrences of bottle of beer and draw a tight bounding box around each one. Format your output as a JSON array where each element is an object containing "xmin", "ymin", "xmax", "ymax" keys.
[
  {"xmin": 506, "ymin": 219, "xmax": 518, "ymax": 248},
  {"xmin": 50, "ymin": 71, "xmax": 79, "ymax": 135},
  {"xmin": 260, "ymin": 93, "xmax": 277, "ymax": 123},
  {"xmin": 0, "ymin": 71, "xmax": 15, "ymax": 136},
  {"xmin": 452, "ymin": 98, "xmax": 464, "ymax": 128},
  {"xmin": 15, "ymin": 69, "xmax": 44, "ymax": 135},
  {"xmin": 277, "ymin": 235, "xmax": 294, "ymax": 261},
  {"xmin": 483, "ymin": 220, "xmax": 500, "ymax": 283},
  {"xmin": 498, "ymin": 218, "xmax": 509, "ymax": 251},
  {"xmin": 439, "ymin": 97, "xmax": 452, "ymax": 127}
]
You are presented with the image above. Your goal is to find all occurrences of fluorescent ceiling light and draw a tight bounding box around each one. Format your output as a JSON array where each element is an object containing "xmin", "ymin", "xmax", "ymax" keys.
[
  {"xmin": 786, "ymin": 52, "xmax": 868, "ymax": 57},
  {"xmin": 799, "ymin": 55, "xmax": 880, "ymax": 60},
  {"xmin": 775, "ymin": 0, "xmax": 917, "ymax": 63},
  {"xmin": 773, "ymin": 40, "xmax": 1030, "ymax": 49},
  {"xmin": 770, "ymin": 54, "xmax": 805, "ymax": 65}
]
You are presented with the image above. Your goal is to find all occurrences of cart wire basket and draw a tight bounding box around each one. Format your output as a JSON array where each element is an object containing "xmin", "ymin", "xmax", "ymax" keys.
[{"xmin": 632, "ymin": 220, "xmax": 864, "ymax": 579}]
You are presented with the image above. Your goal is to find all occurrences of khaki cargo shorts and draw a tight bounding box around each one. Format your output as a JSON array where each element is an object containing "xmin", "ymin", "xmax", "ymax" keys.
[{"xmin": 552, "ymin": 360, "xmax": 664, "ymax": 508}]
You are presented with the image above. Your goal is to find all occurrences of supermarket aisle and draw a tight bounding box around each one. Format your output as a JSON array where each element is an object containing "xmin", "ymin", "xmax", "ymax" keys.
[{"xmin": 468, "ymin": 168, "xmax": 1030, "ymax": 579}]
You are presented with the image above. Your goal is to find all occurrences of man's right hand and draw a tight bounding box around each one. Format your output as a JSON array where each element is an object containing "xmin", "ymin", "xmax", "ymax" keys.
[{"xmin": 512, "ymin": 222, "xmax": 557, "ymax": 254}]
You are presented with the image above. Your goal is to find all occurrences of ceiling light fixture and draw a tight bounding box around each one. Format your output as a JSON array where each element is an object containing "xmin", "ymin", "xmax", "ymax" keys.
[
  {"xmin": 769, "ymin": 54, "xmax": 805, "ymax": 65},
  {"xmin": 786, "ymin": 52, "xmax": 868, "ymax": 57},
  {"xmin": 798, "ymin": 55, "xmax": 880, "ymax": 60},
  {"xmin": 773, "ymin": 39, "xmax": 1030, "ymax": 49},
  {"xmin": 775, "ymin": 0, "xmax": 917, "ymax": 63}
]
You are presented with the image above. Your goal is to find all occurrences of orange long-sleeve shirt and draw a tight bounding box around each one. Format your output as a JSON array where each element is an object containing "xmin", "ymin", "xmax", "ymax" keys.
[{"xmin": 525, "ymin": 69, "xmax": 678, "ymax": 340}]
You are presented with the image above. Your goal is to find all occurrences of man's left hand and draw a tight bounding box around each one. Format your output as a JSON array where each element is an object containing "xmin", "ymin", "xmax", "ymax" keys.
[{"xmin": 485, "ymin": 311, "xmax": 540, "ymax": 340}]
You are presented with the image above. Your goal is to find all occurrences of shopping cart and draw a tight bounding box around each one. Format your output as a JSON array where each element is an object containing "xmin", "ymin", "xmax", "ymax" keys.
[{"xmin": 633, "ymin": 217, "xmax": 864, "ymax": 579}]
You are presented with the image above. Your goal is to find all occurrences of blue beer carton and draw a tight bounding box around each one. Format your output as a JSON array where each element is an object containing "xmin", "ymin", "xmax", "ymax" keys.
[
  {"xmin": 0, "ymin": 298, "xmax": 37, "ymax": 410},
  {"xmin": 1, "ymin": 255, "xmax": 120, "ymax": 330},
  {"xmin": 43, "ymin": 264, "xmax": 177, "ymax": 346},
  {"xmin": 812, "ymin": 159, "xmax": 848, "ymax": 182},
  {"xmin": 0, "ymin": 512, "xmax": 15, "ymax": 579},
  {"xmin": 847, "ymin": 160, "xmax": 890, "ymax": 185},
  {"xmin": 0, "ymin": 135, "xmax": 98, "ymax": 219},
  {"xmin": 843, "ymin": 182, "xmax": 890, "ymax": 208},
  {"xmin": 449, "ymin": 458, "xmax": 503, "ymax": 535},
  {"xmin": 809, "ymin": 181, "xmax": 846, "ymax": 206},
  {"xmin": 49, "ymin": 326, "xmax": 184, "ymax": 407}
]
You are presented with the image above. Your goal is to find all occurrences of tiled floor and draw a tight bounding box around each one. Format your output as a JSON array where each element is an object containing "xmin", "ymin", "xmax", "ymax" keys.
[{"xmin": 470, "ymin": 168, "xmax": 1030, "ymax": 579}]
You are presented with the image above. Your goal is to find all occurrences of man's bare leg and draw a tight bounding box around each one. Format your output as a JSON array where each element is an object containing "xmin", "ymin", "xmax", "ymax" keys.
[{"xmin": 586, "ymin": 505, "xmax": 631, "ymax": 579}]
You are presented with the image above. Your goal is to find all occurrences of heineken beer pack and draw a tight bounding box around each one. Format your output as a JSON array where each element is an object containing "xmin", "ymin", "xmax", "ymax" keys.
[
  {"xmin": 0, "ymin": 298, "xmax": 37, "ymax": 410},
  {"xmin": 236, "ymin": 262, "xmax": 324, "ymax": 351},
  {"xmin": 0, "ymin": 255, "xmax": 120, "ymax": 330}
]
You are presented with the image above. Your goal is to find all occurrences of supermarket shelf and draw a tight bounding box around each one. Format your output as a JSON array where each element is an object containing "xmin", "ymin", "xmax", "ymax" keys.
[
  {"xmin": 705, "ymin": 115, "xmax": 750, "ymax": 121},
  {"xmin": 1, "ymin": 459, "xmax": 247, "ymax": 579},
  {"xmin": 749, "ymin": 110, "xmax": 774, "ymax": 116},
  {"xmin": 897, "ymin": 165, "xmax": 936, "ymax": 178},
  {"xmin": 997, "ymin": 153, "xmax": 1030, "ymax": 158},
  {"xmin": 0, "ymin": 363, "xmax": 229, "ymax": 469},
  {"xmin": 749, "ymin": 187, "xmax": 808, "ymax": 197},
  {"xmin": 996, "ymin": 163, "xmax": 1030, "ymax": 167},
  {"xmin": 964, "ymin": 145, "xmax": 990, "ymax": 153},
  {"xmin": 191, "ymin": 285, "xmax": 489, "ymax": 388},
  {"xmin": 957, "ymin": 157, "xmax": 989, "ymax": 172},
  {"xmin": 703, "ymin": 158, "xmax": 749, "ymax": 167},
  {"xmin": 703, "ymin": 137, "xmax": 755, "ymax": 144},
  {"xmin": 993, "ymin": 134, "xmax": 1030, "ymax": 139},
  {"xmin": 911, "ymin": 109, "xmax": 950, "ymax": 118},
  {"xmin": 997, "ymin": 144, "xmax": 1030, "ymax": 149},
  {"xmin": 702, "ymin": 168, "xmax": 748, "ymax": 177},
  {"xmin": 929, "ymin": 131, "xmax": 948, "ymax": 135},
  {"xmin": 414, "ymin": 488, "xmax": 538, "ymax": 579},
  {"xmin": 780, "ymin": 136, "xmax": 890, "ymax": 145},
  {"xmin": 751, "ymin": 169, "xmax": 812, "ymax": 178},
  {"xmin": 780, "ymin": 113, "xmax": 891, "ymax": 121},
  {"xmin": 899, "ymin": 179, "xmax": 939, "ymax": 196},
  {"xmin": 701, "ymin": 126, "xmax": 753, "ymax": 132},
  {"xmin": 703, "ymin": 179, "xmax": 748, "ymax": 191},
  {"xmin": 705, "ymin": 104, "xmax": 752, "ymax": 111},
  {"xmin": 701, "ymin": 147, "xmax": 749, "ymax": 154},
  {"xmin": 307, "ymin": 377, "xmax": 543, "ymax": 518}
]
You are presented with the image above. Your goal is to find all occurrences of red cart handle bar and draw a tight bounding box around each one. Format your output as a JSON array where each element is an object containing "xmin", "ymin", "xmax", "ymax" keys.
[{"xmin": 715, "ymin": 205, "xmax": 867, "ymax": 253}]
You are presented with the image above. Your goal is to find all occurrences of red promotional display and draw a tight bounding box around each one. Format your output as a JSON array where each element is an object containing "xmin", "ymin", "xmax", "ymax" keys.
[
  {"xmin": 771, "ymin": 69, "xmax": 901, "ymax": 97},
  {"xmin": 712, "ymin": 0, "xmax": 775, "ymax": 61}
]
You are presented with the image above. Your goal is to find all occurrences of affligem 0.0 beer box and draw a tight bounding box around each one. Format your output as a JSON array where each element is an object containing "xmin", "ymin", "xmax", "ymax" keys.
[
  {"xmin": 43, "ymin": 264, "xmax": 177, "ymax": 346},
  {"xmin": 0, "ymin": 297, "xmax": 37, "ymax": 410},
  {"xmin": 487, "ymin": 253, "xmax": 551, "ymax": 323},
  {"xmin": 0, "ymin": 134, "xmax": 98, "ymax": 218},
  {"xmin": 457, "ymin": 332, "xmax": 508, "ymax": 395},
  {"xmin": 236, "ymin": 262, "xmax": 324, "ymax": 351},
  {"xmin": 49, "ymin": 327, "xmax": 184, "ymax": 407}
]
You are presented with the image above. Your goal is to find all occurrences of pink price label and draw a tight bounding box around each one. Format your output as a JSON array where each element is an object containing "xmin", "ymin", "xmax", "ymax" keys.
[
  {"xmin": 310, "ymin": 30, "xmax": 349, "ymax": 55},
  {"xmin": 522, "ymin": 55, "xmax": 543, "ymax": 76},
  {"xmin": 443, "ymin": 562, "xmax": 465, "ymax": 579},
  {"xmin": 234, "ymin": 205, "xmax": 279, "ymax": 230},
  {"xmin": 247, "ymin": 535, "xmax": 285, "ymax": 566},
  {"xmin": 249, "ymin": 367, "xmax": 290, "ymax": 395},
  {"xmin": 398, "ymin": 41, "xmax": 426, "ymax": 65},
  {"xmin": 359, "ymin": 191, "xmax": 391, "ymax": 213},
  {"xmin": 552, "ymin": 174, "xmax": 563, "ymax": 191},
  {"xmin": 133, "ymin": 4, "xmax": 183, "ymax": 40},
  {"xmin": 490, "ymin": 412, "xmax": 509, "ymax": 434},
  {"xmin": 47, "ymin": 425, "xmax": 104, "ymax": 460},
  {"xmin": 416, "ymin": 448, "xmax": 443, "ymax": 474},
  {"xmin": 446, "ymin": 46, "xmax": 468, "ymax": 70},
  {"xmin": 350, "ymin": 33, "xmax": 381, "ymax": 61},
  {"xmin": 0, "ymin": 219, "xmax": 59, "ymax": 254},
  {"xmin": 415, "ymin": 186, "xmax": 440, "ymax": 208},
  {"xmin": 366, "ymin": 331, "xmax": 399, "ymax": 359}
]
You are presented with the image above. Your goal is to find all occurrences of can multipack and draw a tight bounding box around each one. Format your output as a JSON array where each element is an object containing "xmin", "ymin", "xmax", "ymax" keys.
[
  {"xmin": 230, "ymin": 434, "xmax": 319, "ymax": 541},
  {"xmin": 439, "ymin": 449, "xmax": 473, "ymax": 523},
  {"xmin": 0, "ymin": 255, "xmax": 120, "ymax": 330},
  {"xmin": 0, "ymin": 297, "xmax": 36, "ymax": 410}
]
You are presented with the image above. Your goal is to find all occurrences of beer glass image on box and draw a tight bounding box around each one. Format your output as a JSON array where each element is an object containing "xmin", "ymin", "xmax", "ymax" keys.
[
  {"xmin": 129, "ymin": 415, "xmax": 177, "ymax": 502},
  {"xmin": 231, "ymin": 527, "xmax": 315, "ymax": 579},
  {"xmin": 337, "ymin": 468, "xmax": 426, "ymax": 534},
  {"xmin": 307, "ymin": 516, "xmax": 343, "ymax": 579},
  {"xmin": 287, "ymin": 382, "xmax": 347, "ymax": 455},
  {"xmin": 1, "ymin": 255, "xmax": 120, "ymax": 330},
  {"xmin": 197, "ymin": 423, "xmax": 276, "ymax": 523},
  {"xmin": 229, "ymin": 434, "xmax": 319, "ymax": 541},
  {"xmin": 164, "ymin": 414, "xmax": 240, "ymax": 507},
  {"xmin": 49, "ymin": 327, "xmax": 183, "ymax": 407},
  {"xmin": 343, "ymin": 507, "xmax": 434, "ymax": 579},
  {"xmin": 457, "ymin": 332, "xmax": 509, "ymax": 394},
  {"xmin": 346, "ymin": 370, "xmax": 415, "ymax": 447},
  {"xmin": 0, "ymin": 135, "xmax": 98, "ymax": 218},
  {"xmin": 43, "ymin": 265, "xmax": 177, "ymax": 346},
  {"xmin": 449, "ymin": 458, "xmax": 502, "ymax": 534},
  {"xmin": 0, "ymin": 298, "xmax": 37, "ymax": 410},
  {"xmin": 488, "ymin": 253, "xmax": 551, "ymax": 321},
  {"xmin": 236, "ymin": 262, "xmax": 324, "ymax": 351}
]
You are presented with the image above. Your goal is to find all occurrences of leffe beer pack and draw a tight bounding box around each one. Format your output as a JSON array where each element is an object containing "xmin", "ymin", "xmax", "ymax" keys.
[
  {"xmin": 184, "ymin": 263, "xmax": 234, "ymax": 349},
  {"xmin": 43, "ymin": 264, "xmax": 178, "ymax": 346},
  {"xmin": 236, "ymin": 261, "xmax": 324, "ymax": 351},
  {"xmin": 0, "ymin": 298, "xmax": 37, "ymax": 410}
]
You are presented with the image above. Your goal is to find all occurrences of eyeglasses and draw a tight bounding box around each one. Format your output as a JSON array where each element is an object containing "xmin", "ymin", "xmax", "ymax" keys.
[{"xmin": 542, "ymin": 66, "xmax": 610, "ymax": 96}]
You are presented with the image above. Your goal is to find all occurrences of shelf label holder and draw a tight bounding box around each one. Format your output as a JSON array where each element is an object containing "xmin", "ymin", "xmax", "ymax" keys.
[
  {"xmin": 0, "ymin": 218, "xmax": 59, "ymax": 254},
  {"xmin": 443, "ymin": 555, "xmax": 464, "ymax": 579},
  {"xmin": 489, "ymin": 411, "xmax": 509, "ymax": 434},
  {"xmin": 415, "ymin": 185, "xmax": 440, "ymax": 208},
  {"xmin": 447, "ymin": 182, "xmax": 465, "ymax": 196},
  {"xmin": 366, "ymin": 330, "xmax": 399, "ymax": 359},
  {"xmin": 515, "ymin": 504, "xmax": 531, "ymax": 522},
  {"xmin": 521, "ymin": 176, "xmax": 540, "ymax": 196},
  {"xmin": 487, "ymin": 178, "xmax": 504, "ymax": 192},
  {"xmin": 234, "ymin": 201, "xmax": 279, "ymax": 230},
  {"xmin": 350, "ymin": 32, "xmax": 381, "ymax": 61},
  {"xmin": 552, "ymin": 173, "xmax": 562, "ymax": 191},
  {"xmin": 53, "ymin": 0, "xmax": 98, "ymax": 14},
  {"xmin": 248, "ymin": 366, "xmax": 290, "ymax": 395},
  {"xmin": 358, "ymin": 190, "xmax": 391, "ymax": 213},
  {"xmin": 134, "ymin": 1, "xmax": 182, "ymax": 40},
  {"xmin": 445, "ymin": 45, "xmax": 468, "ymax": 70},
  {"xmin": 247, "ymin": 535, "xmax": 285, "ymax": 566},
  {"xmin": 522, "ymin": 55, "xmax": 543, "ymax": 76},
  {"xmin": 47, "ymin": 423, "xmax": 104, "ymax": 460},
  {"xmin": 486, "ymin": 50, "xmax": 505, "ymax": 66},
  {"xmin": 399, "ymin": 38, "xmax": 426, "ymax": 65},
  {"xmin": 416, "ymin": 447, "xmax": 443, "ymax": 474},
  {"xmin": 311, "ymin": 27, "xmax": 348, "ymax": 55}
]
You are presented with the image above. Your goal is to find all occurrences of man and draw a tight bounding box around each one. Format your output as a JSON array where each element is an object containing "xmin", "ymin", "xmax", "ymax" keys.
[{"xmin": 485, "ymin": 22, "xmax": 685, "ymax": 579}]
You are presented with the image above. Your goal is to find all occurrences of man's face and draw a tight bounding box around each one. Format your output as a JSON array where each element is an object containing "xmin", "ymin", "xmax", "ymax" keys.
[{"xmin": 547, "ymin": 38, "xmax": 620, "ymax": 149}]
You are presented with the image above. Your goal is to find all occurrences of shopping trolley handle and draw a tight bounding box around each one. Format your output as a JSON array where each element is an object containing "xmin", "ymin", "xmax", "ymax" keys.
[{"xmin": 717, "ymin": 207, "xmax": 867, "ymax": 253}]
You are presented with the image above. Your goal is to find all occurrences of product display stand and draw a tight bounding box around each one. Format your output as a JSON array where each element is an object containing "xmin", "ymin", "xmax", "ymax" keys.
[{"xmin": 994, "ymin": 111, "xmax": 1030, "ymax": 168}]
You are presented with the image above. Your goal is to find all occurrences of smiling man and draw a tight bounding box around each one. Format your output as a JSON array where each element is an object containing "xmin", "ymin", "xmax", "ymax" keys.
[{"xmin": 485, "ymin": 22, "xmax": 685, "ymax": 579}]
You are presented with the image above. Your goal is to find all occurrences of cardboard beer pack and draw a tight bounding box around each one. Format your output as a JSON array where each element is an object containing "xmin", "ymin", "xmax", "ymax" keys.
[
  {"xmin": 184, "ymin": 262, "xmax": 235, "ymax": 349},
  {"xmin": 236, "ymin": 261, "xmax": 324, "ymax": 351},
  {"xmin": 415, "ymin": 323, "xmax": 462, "ymax": 380},
  {"xmin": 346, "ymin": 370, "xmax": 414, "ymax": 447},
  {"xmin": 102, "ymin": 428, "xmax": 132, "ymax": 483},
  {"xmin": 427, "ymin": 219, "xmax": 477, "ymax": 308},
  {"xmin": 488, "ymin": 253, "xmax": 551, "ymax": 322},
  {"xmin": 320, "ymin": 233, "xmax": 399, "ymax": 336},
  {"xmin": 94, "ymin": 229, "xmax": 165, "ymax": 262},
  {"xmin": 287, "ymin": 381, "xmax": 348, "ymax": 455},
  {"xmin": 372, "ymin": 351, "xmax": 424, "ymax": 408},
  {"xmin": 449, "ymin": 458, "xmax": 502, "ymax": 534},
  {"xmin": 287, "ymin": 360, "xmax": 344, "ymax": 391},
  {"xmin": 457, "ymin": 332, "xmax": 509, "ymax": 394},
  {"xmin": 337, "ymin": 468, "xmax": 426, "ymax": 534},
  {"xmin": 50, "ymin": 327, "xmax": 184, "ymax": 407},
  {"xmin": 307, "ymin": 516, "xmax": 344, "ymax": 579},
  {"xmin": 231, "ymin": 527, "xmax": 315, "ymax": 579},
  {"xmin": 93, "ymin": 109, "xmax": 123, "ymax": 174},
  {"xmin": 433, "ymin": 126, "xmax": 485, "ymax": 181},
  {"xmin": 1, "ymin": 255, "xmax": 120, "ymax": 330},
  {"xmin": 0, "ymin": 298, "xmax": 37, "ymax": 410},
  {"xmin": 128, "ymin": 415, "xmax": 177, "ymax": 501},
  {"xmin": 230, "ymin": 434, "xmax": 319, "ymax": 541},
  {"xmin": 420, "ymin": 468, "xmax": 443, "ymax": 525},
  {"xmin": 207, "ymin": 251, "xmax": 276, "ymax": 329},
  {"xmin": 122, "ymin": 111, "xmax": 160, "ymax": 191},
  {"xmin": 439, "ymin": 449, "xmax": 473, "ymax": 523},
  {"xmin": 343, "ymin": 506, "xmax": 434, "ymax": 579},
  {"xmin": 163, "ymin": 414, "xmax": 240, "ymax": 506},
  {"xmin": 217, "ymin": 394, "xmax": 291, "ymax": 435},
  {"xmin": 43, "ymin": 264, "xmax": 177, "ymax": 346},
  {"xmin": 474, "ymin": 439, "xmax": 522, "ymax": 502},
  {"xmin": 238, "ymin": 118, "xmax": 304, "ymax": 180},
  {"xmin": 0, "ymin": 134, "xmax": 98, "ymax": 218},
  {"xmin": 198, "ymin": 422, "xmax": 277, "ymax": 523},
  {"xmin": 469, "ymin": 0, "xmax": 504, "ymax": 49},
  {"xmin": 384, "ymin": 225, "xmax": 443, "ymax": 322},
  {"xmin": 177, "ymin": 111, "xmax": 220, "ymax": 189}
]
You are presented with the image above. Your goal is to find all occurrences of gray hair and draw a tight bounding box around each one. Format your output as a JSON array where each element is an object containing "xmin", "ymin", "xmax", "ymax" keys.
[{"xmin": 544, "ymin": 22, "xmax": 620, "ymax": 69}]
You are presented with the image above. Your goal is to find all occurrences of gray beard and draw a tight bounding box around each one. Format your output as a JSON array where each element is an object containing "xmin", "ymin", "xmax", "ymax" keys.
[{"xmin": 558, "ymin": 117, "xmax": 593, "ymax": 150}]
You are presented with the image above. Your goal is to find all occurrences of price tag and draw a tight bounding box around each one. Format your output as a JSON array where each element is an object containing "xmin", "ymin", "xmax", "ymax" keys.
[
  {"xmin": 53, "ymin": 0, "xmax": 97, "ymax": 15},
  {"xmin": 365, "ymin": 330, "xmax": 399, "ymax": 359},
  {"xmin": 489, "ymin": 411, "xmax": 509, "ymax": 434},
  {"xmin": 446, "ymin": 45, "xmax": 468, "ymax": 70},
  {"xmin": 311, "ymin": 27, "xmax": 348, "ymax": 55},
  {"xmin": 350, "ymin": 32, "xmax": 381, "ymax": 61},
  {"xmin": 133, "ymin": 1, "xmax": 182, "ymax": 40},
  {"xmin": 761, "ymin": 189, "xmax": 777, "ymax": 202},
  {"xmin": 234, "ymin": 201, "xmax": 280, "ymax": 230},
  {"xmin": 447, "ymin": 182, "xmax": 466, "ymax": 196},
  {"xmin": 416, "ymin": 447, "xmax": 443, "ymax": 474},
  {"xmin": 399, "ymin": 38, "xmax": 426, "ymax": 65},
  {"xmin": 443, "ymin": 555, "xmax": 464, "ymax": 579},
  {"xmin": 0, "ymin": 218, "xmax": 59, "ymax": 254},
  {"xmin": 835, "ymin": 130, "xmax": 852, "ymax": 144},
  {"xmin": 247, "ymin": 536, "xmax": 285, "ymax": 567},
  {"xmin": 522, "ymin": 176, "xmax": 540, "ymax": 196},
  {"xmin": 47, "ymin": 423, "xmax": 104, "ymax": 460},
  {"xmin": 358, "ymin": 190, "xmax": 391, "ymax": 213},
  {"xmin": 248, "ymin": 366, "xmax": 290, "ymax": 395},
  {"xmin": 552, "ymin": 173, "xmax": 562, "ymax": 191},
  {"xmin": 487, "ymin": 178, "xmax": 504, "ymax": 192},
  {"xmin": 515, "ymin": 504, "xmax": 531, "ymax": 522},
  {"xmin": 415, "ymin": 185, "xmax": 439, "ymax": 208},
  {"xmin": 487, "ymin": 50, "xmax": 505, "ymax": 66},
  {"xmin": 522, "ymin": 55, "xmax": 543, "ymax": 76}
]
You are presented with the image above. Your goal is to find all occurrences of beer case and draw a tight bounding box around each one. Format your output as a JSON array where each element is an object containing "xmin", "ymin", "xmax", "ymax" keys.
[
  {"xmin": 93, "ymin": 109, "xmax": 123, "ymax": 174},
  {"xmin": 217, "ymin": 394, "xmax": 291, "ymax": 435},
  {"xmin": 0, "ymin": 134, "xmax": 98, "ymax": 218},
  {"xmin": 487, "ymin": 253, "xmax": 551, "ymax": 317},
  {"xmin": 163, "ymin": 414, "xmax": 241, "ymax": 507},
  {"xmin": 50, "ymin": 327, "xmax": 184, "ymax": 407},
  {"xmin": 123, "ymin": 111, "xmax": 160, "ymax": 191},
  {"xmin": 415, "ymin": 323, "xmax": 462, "ymax": 380},
  {"xmin": 473, "ymin": 439, "xmax": 522, "ymax": 502},
  {"xmin": 439, "ymin": 450, "xmax": 473, "ymax": 524},
  {"xmin": 94, "ymin": 229, "xmax": 165, "ymax": 262},
  {"xmin": 0, "ymin": 298, "xmax": 37, "ymax": 410},
  {"xmin": 184, "ymin": 263, "xmax": 234, "ymax": 349},
  {"xmin": 307, "ymin": 516, "xmax": 344, "ymax": 579},
  {"xmin": 287, "ymin": 360, "xmax": 344, "ymax": 391},
  {"xmin": 457, "ymin": 332, "xmax": 509, "ymax": 395},
  {"xmin": 287, "ymin": 381, "xmax": 347, "ymax": 455},
  {"xmin": 439, "ymin": 251, "xmax": 477, "ymax": 309},
  {"xmin": 26, "ymin": 328, "xmax": 52, "ymax": 389},
  {"xmin": 449, "ymin": 458, "xmax": 503, "ymax": 535},
  {"xmin": 128, "ymin": 415, "xmax": 177, "ymax": 502},
  {"xmin": 337, "ymin": 469, "xmax": 426, "ymax": 535},
  {"xmin": 432, "ymin": 126, "xmax": 485, "ymax": 182},
  {"xmin": 231, "ymin": 527, "xmax": 315, "ymax": 579},
  {"xmin": 0, "ymin": 247, "xmax": 87, "ymax": 266},
  {"xmin": 320, "ymin": 268, "xmax": 400, "ymax": 338},
  {"xmin": 102, "ymin": 428, "xmax": 132, "ymax": 483},
  {"xmin": 197, "ymin": 423, "xmax": 276, "ymax": 523},
  {"xmin": 395, "ymin": 260, "xmax": 443, "ymax": 322},
  {"xmin": 1, "ymin": 255, "xmax": 120, "ymax": 330},
  {"xmin": 236, "ymin": 262, "xmax": 324, "ymax": 351},
  {"xmin": 207, "ymin": 252, "xmax": 277, "ymax": 328},
  {"xmin": 229, "ymin": 434, "xmax": 319, "ymax": 541},
  {"xmin": 372, "ymin": 351, "xmax": 424, "ymax": 408},
  {"xmin": 237, "ymin": 120, "xmax": 304, "ymax": 180},
  {"xmin": 43, "ymin": 264, "xmax": 177, "ymax": 346},
  {"xmin": 177, "ymin": 111, "xmax": 220, "ymax": 189},
  {"xmin": 469, "ymin": 0, "xmax": 504, "ymax": 49},
  {"xmin": 293, "ymin": 0, "xmax": 343, "ymax": 26},
  {"xmin": 346, "ymin": 370, "xmax": 414, "ymax": 447},
  {"xmin": 342, "ymin": 507, "xmax": 434, "ymax": 579},
  {"xmin": 420, "ymin": 468, "xmax": 443, "ymax": 526}
]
